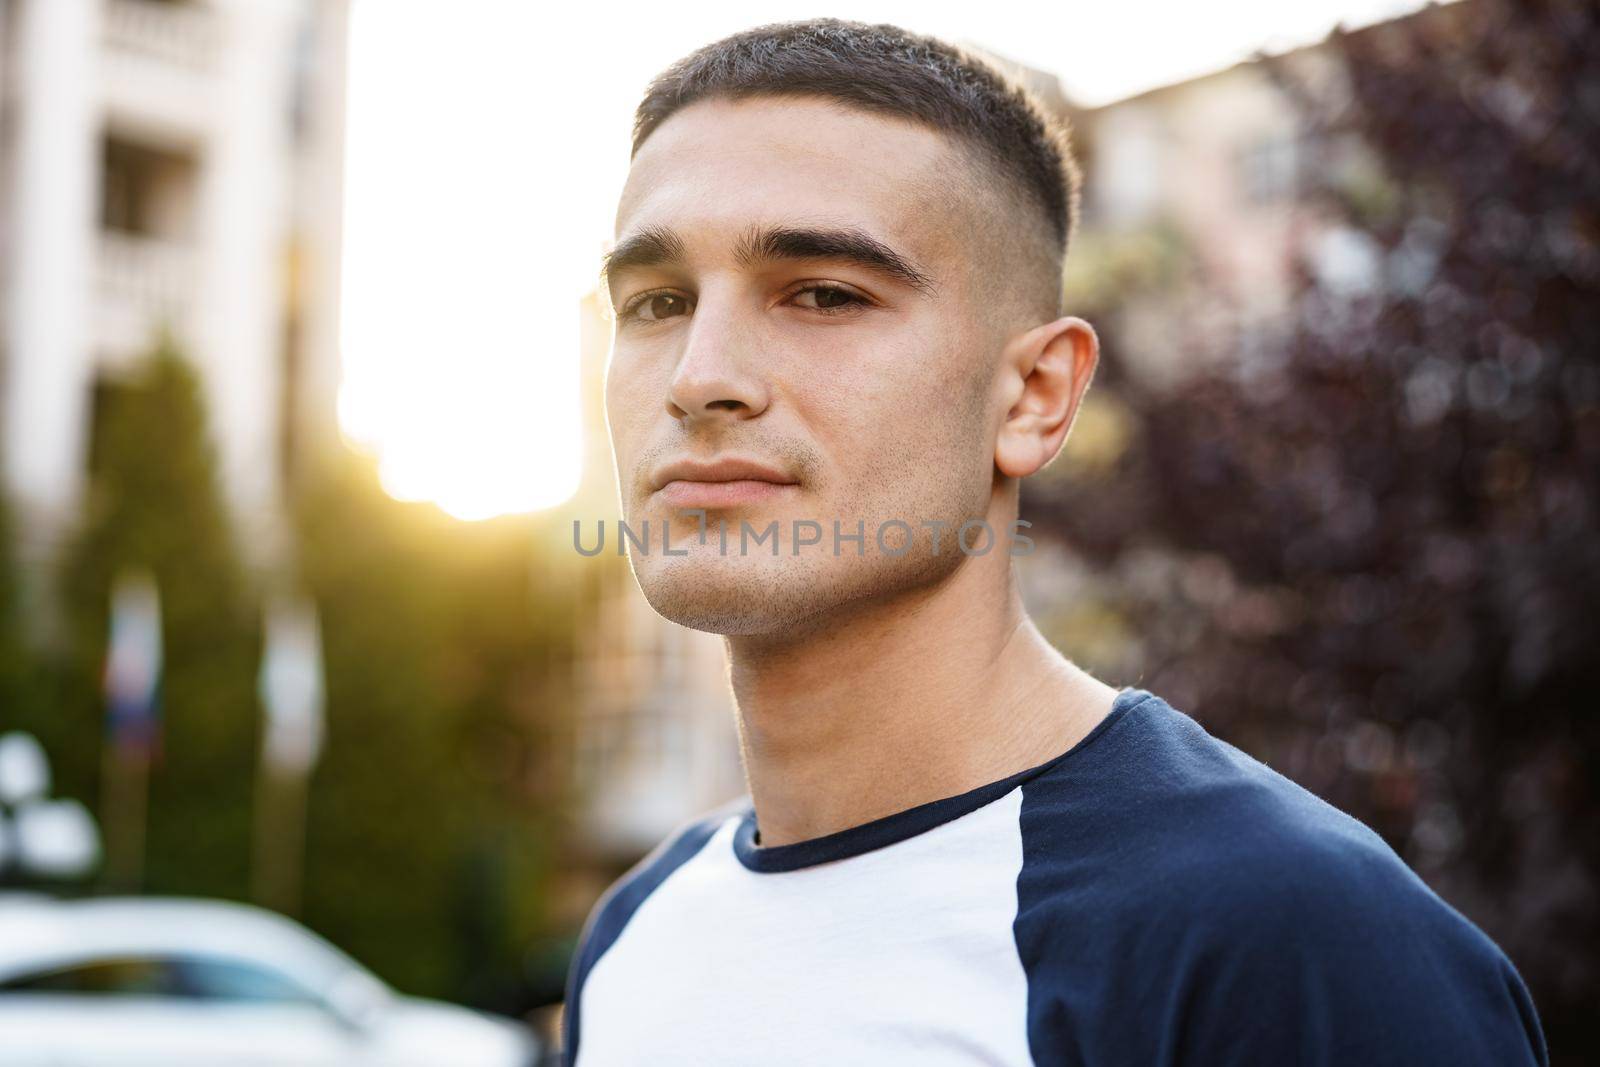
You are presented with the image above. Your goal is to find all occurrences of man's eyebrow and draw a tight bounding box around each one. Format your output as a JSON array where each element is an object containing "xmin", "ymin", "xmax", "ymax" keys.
[
  {"xmin": 599, "ymin": 222, "xmax": 936, "ymax": 296},
  {"xmin": 600, "ymin": 224, "xmax": 688, "ymax": 295},
  {"xmin": 734, "ymin": 224, "xmax": 935, "ymax": 294}
]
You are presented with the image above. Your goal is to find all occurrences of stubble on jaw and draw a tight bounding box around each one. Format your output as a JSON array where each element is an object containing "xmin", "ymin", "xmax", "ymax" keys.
[{"xmin": 628, "ymin": 359, "xmax": 999, "ymax": 639}]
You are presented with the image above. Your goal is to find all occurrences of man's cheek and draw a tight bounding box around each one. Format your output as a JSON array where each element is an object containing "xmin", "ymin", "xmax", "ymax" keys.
[{"xmin": 605, "ymin": 386, "xmax": 650, "ymax": 449}]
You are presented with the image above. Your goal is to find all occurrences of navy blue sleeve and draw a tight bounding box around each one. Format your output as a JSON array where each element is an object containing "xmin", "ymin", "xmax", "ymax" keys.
[
  {"xmin": 1169, "ymin": 829, "xmax": 1549, "ymax": 1067},
  {"xmin": 1011, "ymin": 697, "xmax": 1549, "ymax": 1067}
]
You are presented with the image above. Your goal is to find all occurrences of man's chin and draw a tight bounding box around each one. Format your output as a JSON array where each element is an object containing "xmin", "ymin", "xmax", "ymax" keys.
[
  {"xmin": 627, "ymin": 545, "xmax": 961, "ymax": 639},
  {"xmin": 630, "ymin": 547, "xmax": 889, "ymax": 639},
  {"xmin": 628, "ymin": 552, "xmax": 802, "ymax": 635}
]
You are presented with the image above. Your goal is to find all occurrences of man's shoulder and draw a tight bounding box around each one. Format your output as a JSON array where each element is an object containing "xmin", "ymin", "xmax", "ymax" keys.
[
  {"xmin": 1016, "ymin": 692, "xmax": 1548, "ymax": 1065},
  {"xmin": 582, "ymin": 793, "xmax": 750, "ymax": 935},
  {"xmin": 1023, "ymin": 690, "xmax": 1499, "ymax": 953},
  {"xmin": 562, "ymin": 795, "xmax": 750, "ymax": 1065}
]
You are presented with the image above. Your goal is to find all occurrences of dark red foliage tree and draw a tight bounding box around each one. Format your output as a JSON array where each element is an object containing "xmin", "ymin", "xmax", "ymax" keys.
[{"xmin": 1032, "ymin": 1, "xmax": 1599, "ymax": 1059}]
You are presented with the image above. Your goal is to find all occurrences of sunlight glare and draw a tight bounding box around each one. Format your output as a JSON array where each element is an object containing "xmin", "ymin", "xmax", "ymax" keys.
[{"xmin": 340, "ymin": 0, "xmax": 585, "ymax": 521}]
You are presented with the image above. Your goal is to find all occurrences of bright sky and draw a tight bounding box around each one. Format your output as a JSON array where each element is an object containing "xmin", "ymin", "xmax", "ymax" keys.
[{"xmin": 340, "ymin": 0, "xmax": 1435, "ymax": 521}]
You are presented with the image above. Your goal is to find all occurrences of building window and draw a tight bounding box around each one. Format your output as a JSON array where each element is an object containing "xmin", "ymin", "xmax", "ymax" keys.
[
  {"xmin": 1092, "ymin": 107, "xmax": 1165, "ymax": 226},
  {"xmin": 100, "ymin": 136, "xmax": 198, "ymax": 241},
  {"xmin": 1238, "ymin": 132, "xmax": 1298, "ymax": 205}
]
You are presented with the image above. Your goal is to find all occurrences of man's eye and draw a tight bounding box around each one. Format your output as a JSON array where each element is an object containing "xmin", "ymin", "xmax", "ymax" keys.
[
  {"xmin": 623, "ymin": 292, "xmax": 692, "ymax": 322},
  {"xmin": 790, "ymin": 285, "xmax": 868, "ymax": 313}
]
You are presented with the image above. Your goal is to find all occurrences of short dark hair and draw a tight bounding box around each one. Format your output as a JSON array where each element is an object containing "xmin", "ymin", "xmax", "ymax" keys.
[{"xmin": 632, "ymin": 18, "xmax": 1081, "ymax": 261}]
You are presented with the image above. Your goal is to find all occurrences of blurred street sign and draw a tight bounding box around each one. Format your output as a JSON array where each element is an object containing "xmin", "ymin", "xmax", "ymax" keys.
[
  {"xmin": 0, "ymin": 732, "xmax": 102, "ymax": 882},
  {"xmin": 253, "ymin": 590, "xmax": 325, "ymax": 917},
  {"xmin": 0, "ymin": 732, "xmax": 50, "ymax": 805},
  {"xmin": 101, "ymin": 567, "xmax": 162, "ymax": 890},
  {"xmin": 258, "ymin": 592, "xmax": 325, "ymax": 775},
  {"xmin": 104, "ymin": 569, "xmax": 163, "ymax": 760},
  {"xmin": 12, "ymin": 798, "xmax": 100, "ymax": 878}
]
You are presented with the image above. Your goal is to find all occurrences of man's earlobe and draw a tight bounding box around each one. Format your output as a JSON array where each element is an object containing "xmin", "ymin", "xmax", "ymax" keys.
[{"xmin": 995, "ymin": 316, "xmax": 1099, "ymax": 480}]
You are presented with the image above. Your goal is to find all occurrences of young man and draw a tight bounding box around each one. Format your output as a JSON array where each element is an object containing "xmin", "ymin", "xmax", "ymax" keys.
[{"xmin": 563, "ymin": 18, "xmax": 1548, "ymax": 1066}]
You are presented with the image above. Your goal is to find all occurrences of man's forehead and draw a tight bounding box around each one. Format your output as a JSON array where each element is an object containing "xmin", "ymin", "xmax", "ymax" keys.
[{"xmin": 613, "ymin": 96, "xmax": 970, "ymax": 263}]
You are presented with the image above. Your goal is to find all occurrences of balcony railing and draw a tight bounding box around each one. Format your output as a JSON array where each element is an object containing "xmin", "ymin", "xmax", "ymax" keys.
[
  {"xmin": 95, "ymin": 231, "xmax": 196, "ymax": 359},
  {"xmin": 103, "ymin": 0, "xmax": 219, "ymax": 73}
]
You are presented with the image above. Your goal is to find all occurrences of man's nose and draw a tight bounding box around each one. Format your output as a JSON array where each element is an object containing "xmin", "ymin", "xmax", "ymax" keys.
[{"xmin": 665, "ymin": 296, "xmax": 769, "ymax": 423}]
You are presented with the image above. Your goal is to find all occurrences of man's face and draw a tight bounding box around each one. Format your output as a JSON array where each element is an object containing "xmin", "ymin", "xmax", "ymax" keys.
[{"xmin": 605, "ymin": 96, "xmax": 1018, "ymax": 636}]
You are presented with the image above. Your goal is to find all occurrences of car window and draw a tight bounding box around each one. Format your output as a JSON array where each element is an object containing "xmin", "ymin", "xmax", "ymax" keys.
[
  {"xmin": 0, "ymin": 954, "xmax": 320, "ymax": 1005},
  {"xmin": 0, "ymin": 957, "xmax": 173, "ymax": 996},
  {"xmin": 170, "ymin": 955, "xmax": 319, "ymax": 1003}
]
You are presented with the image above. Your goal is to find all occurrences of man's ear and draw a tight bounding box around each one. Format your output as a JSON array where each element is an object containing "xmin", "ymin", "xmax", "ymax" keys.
[{"xmin": 995, "ymin": 316, "xmax": 1099, "ymax": 479}]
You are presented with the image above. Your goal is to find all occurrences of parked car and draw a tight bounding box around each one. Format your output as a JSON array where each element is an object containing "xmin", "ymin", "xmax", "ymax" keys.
[{"xmin": 0, "ymin": 893, "xmax": 542, "ymax": 1066}]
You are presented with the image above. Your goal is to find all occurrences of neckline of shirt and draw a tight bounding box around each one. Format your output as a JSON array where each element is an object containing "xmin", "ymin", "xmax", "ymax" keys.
[{"xmin": 730, "ymin": 685, "xmax": 1157, "ymax": 874}]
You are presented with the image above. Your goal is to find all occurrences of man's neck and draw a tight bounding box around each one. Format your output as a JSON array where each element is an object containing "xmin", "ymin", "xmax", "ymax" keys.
[{"xmin": 724, "ymin": 544, "xmax": 1119, "ymax": 848}]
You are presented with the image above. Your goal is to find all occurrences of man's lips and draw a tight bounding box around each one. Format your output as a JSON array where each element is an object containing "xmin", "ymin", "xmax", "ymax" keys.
[
  {"xmin": 656, "ymin": 479, "xmax": 798, "ymax": 508},
  {"xmin": 648, "ymin": 456, "xmax": 799, "ymax": 509}
]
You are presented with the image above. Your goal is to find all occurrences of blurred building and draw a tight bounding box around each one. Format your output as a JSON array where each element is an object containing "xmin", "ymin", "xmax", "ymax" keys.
[
  {"xmin": 1081, "ymin": 59, "xmax": 1314, "ymax": 311},
  {"xmin": 1066, "ymin": 22, "xmax": 1415, "ymax": 392},
  {"xmin": 972, "ymin": 39, "xmax": 1364, "ymax": 397},
  {"xmin": 0, "ymin": 0, "xmax": 350, "ymax": 626}
]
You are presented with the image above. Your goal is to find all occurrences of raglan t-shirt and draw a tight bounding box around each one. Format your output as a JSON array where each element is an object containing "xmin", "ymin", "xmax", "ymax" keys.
[{"xmin": 560, "ymin": 686, "xmax": 1549, "ymax": 1066}]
